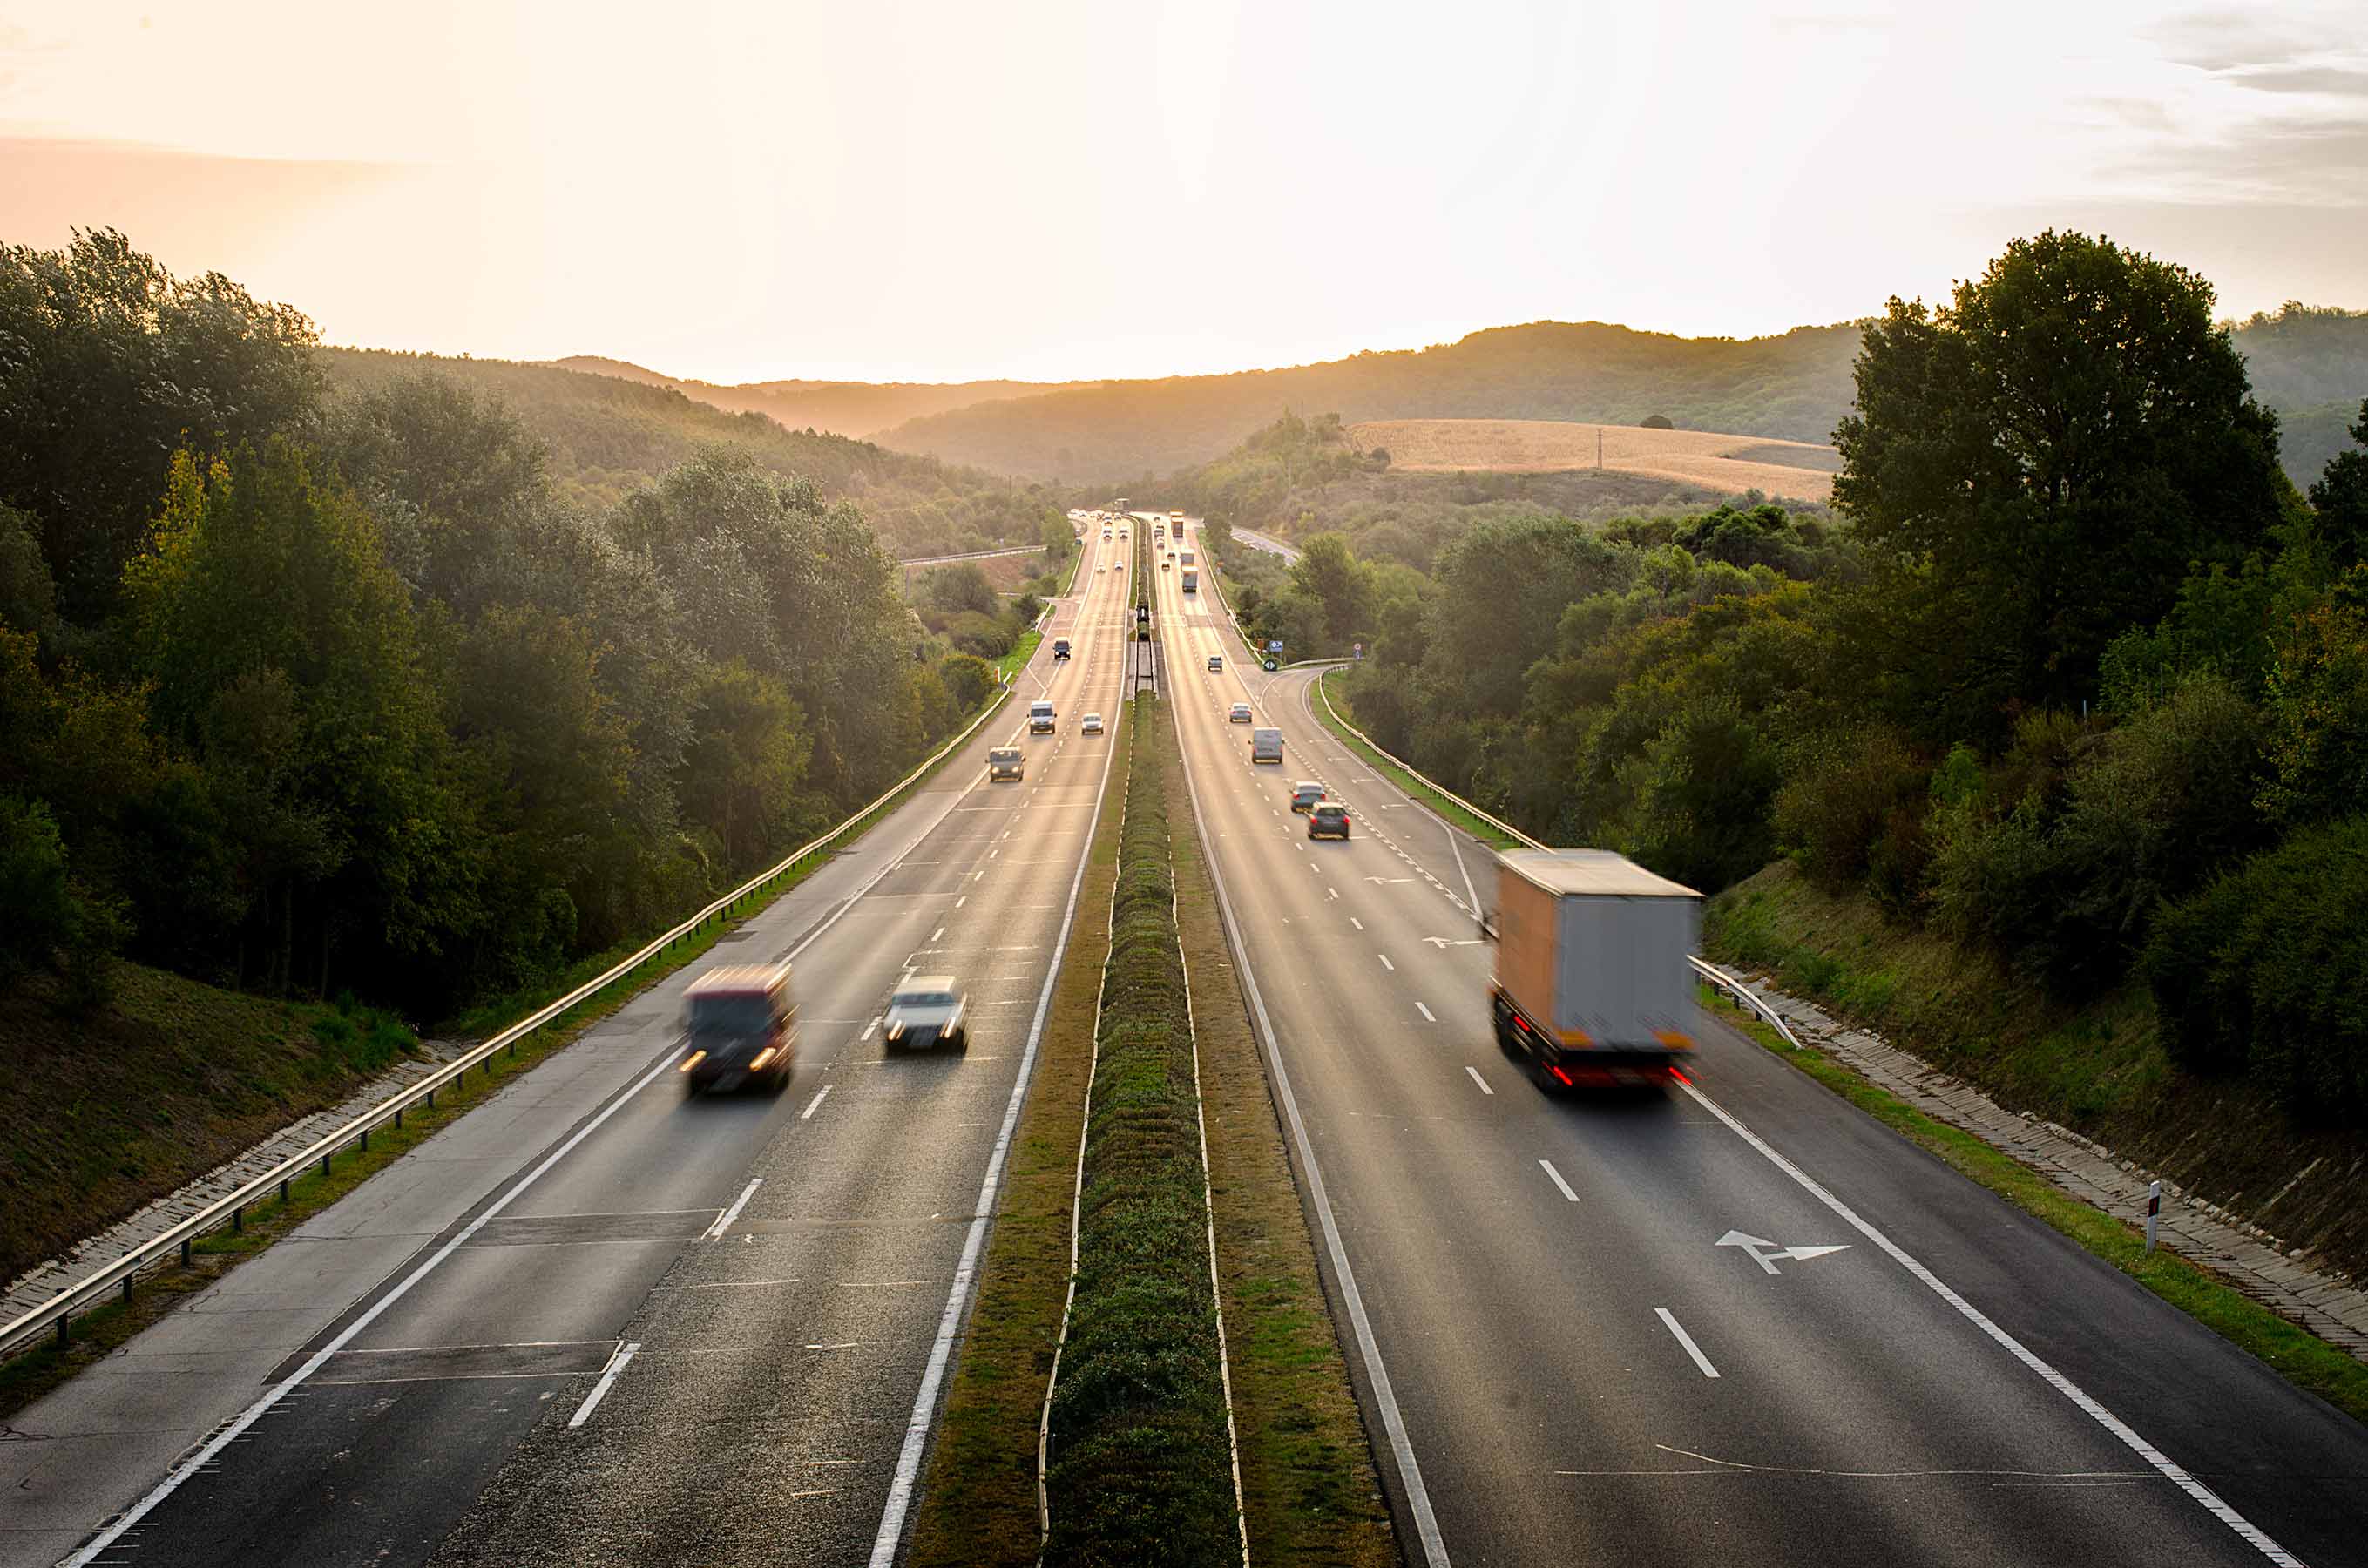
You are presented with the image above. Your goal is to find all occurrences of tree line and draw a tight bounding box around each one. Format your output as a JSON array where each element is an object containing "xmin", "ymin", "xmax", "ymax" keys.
[
  {"xmin": 1, "ymin": 230, "xmax": 1006, "ymax": 1021},
  {"xmin": 1207, "ymin": 233, "xmax": 2368, "ymax": 1122}
]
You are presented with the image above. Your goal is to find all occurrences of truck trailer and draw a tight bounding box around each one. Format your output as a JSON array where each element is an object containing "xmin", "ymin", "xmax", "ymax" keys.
[{"xmin": 1487, "ymin": 848, "xmax": 1700, "ymax": 1092}]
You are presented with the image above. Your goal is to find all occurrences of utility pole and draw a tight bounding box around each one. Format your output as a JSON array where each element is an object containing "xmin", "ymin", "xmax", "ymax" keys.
[{"xmin": 1597, "ymin": 429, "xmax": 1603, "ymax": 471}]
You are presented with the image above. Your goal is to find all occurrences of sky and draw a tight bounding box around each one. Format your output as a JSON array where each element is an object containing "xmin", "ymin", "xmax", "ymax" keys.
[{"xmin": 2, "ymin": 0, "xmax": 2364, "ymax": 384}]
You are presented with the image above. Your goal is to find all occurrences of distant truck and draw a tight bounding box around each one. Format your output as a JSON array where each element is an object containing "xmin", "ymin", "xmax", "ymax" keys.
[
  {"xmin": 1486, "ymin": 849, "xmax": 1700, "ymax": 1092},
  {"xmin": 1181, "ymin": 568, "xmax": 1198, "ymax": 592},
  {"xmin": 1250, "ymin": 727, "xmax": 1283, "ymax": 764},
  {"xmin": 1180, "ymin": 549, "xmax": 1196, "ymax": 567}
]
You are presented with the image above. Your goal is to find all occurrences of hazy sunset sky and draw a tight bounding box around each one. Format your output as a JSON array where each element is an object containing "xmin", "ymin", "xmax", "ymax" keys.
[{"xmin": 3, "ymin": 0, "xmax": 2363, "ymax": 383}]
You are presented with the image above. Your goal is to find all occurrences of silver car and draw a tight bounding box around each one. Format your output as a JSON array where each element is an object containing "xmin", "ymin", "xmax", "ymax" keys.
[{"xmin": 884, "ymin": 976, "xmax": 968, "ymax": 1055}]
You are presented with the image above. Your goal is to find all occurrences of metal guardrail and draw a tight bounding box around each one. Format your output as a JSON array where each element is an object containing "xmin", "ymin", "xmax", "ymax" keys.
[
  {"xmin": 2, "ymin": 679, "xmax": 1019, "ymax": 1361},
  {"xmin": 1688, "ymin": 956, "xmax": 1808, "ymax": 1050},
  {"xmin": 1311, "ymin": 674, "xmax": 1546, "ymax": 851}
]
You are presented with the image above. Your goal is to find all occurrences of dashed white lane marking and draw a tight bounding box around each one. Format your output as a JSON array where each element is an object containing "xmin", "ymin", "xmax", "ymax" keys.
[
  {"xmin": 1539, "ymin": 1159, "xmax": 1580, "ymax": 1202},
  {"xmin": 1656, "ymin": 1308, "xmax": 1720, "ymax": 1379},
  {"xmin": 956, "ymin": 895, "xmax": 968, "ymax": 909},
  {"xmin": 1465, "ymin": 1065, "xmax": 1493, "ymax": 1096},
  {"xmin": 1377, "ymin": 953, "xmax": 1395, "ymax": 971},
  {"xmin": 1676, "ymin": 1080, "xmax": 2302, "ymax": 1565},
  {"xmin": 861, "ymin": 1015, "xmax": 883, "ymax": 1040},
  {"xmin": 1329, "ymin": 887, "xmax": 1340, "ymax": 899},
  {"xmin": 802, "ymin": 1085, "xmax": 833, "ymax": 1120},
  {"xmin": 1350, "ymin": 917, "xmax": 1364, "ymax": 931},
  {"xmin": 930, "ymin": 926, "xmax": 945, "ymax": 943},
  {"xmin": 567, "ymin": 1341, "xmax": 640, "ymax": 1428},
  {"xmin": 1417, "ymin": 1002, "xmax": 1437, "ymax": 1022},
  {"xmin": 705, "ymin": 1179, "xmax": 763, "ymax": 1240}
]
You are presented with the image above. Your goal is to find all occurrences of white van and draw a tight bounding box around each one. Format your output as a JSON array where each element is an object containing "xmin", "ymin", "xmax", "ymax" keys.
[{"xmin": 1029, "ymin": 700, "xmax": 1056, "ymax": 733}]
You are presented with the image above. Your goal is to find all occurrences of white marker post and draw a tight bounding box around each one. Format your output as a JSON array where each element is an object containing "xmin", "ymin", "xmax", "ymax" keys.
[{"xmin": 2146, "ymin": 1180, "xmax": 2161, "ymax": 1253}]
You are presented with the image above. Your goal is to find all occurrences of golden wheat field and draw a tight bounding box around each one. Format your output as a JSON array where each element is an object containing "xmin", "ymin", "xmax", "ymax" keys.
[{"xmin": 1348, "ymin": 419, "xmax": 1838, "ymax": 503}]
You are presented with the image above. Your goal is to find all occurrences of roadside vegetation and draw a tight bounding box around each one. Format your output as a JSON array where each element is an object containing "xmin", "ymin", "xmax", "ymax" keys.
[{"xmin": 1041, "ymin": 693, "xmax": 1239, "ymax": 1565}]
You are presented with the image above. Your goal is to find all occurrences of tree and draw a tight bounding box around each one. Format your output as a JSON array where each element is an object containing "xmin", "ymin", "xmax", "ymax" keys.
[
  {"xmin": 1640, "ymin": 414, "xmax": 1675, "ymax": 429},
  {"xmin": 924, "ymin": 562, "xmax": 998, "ymax": 617},
  {"xmin": 1288, "ymin": 533, "xmax": 1372, "ymax": 651},
  {"xmin": 0, "ymin": 229, "xmax": 322, "ymax": 618},
  {"xmin": 1834, "ymin": 231, "xmax": 2285, "ymax": 733},
  {"xmin": 2308, "ymin": 399, "xmax": 2368, "ymax": 568}
]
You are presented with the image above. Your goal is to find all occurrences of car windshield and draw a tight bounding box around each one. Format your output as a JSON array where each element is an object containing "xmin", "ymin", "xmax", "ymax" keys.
[
  {"xmin": 895, "ymin": 990, "xmax": 956, "ymax": 1008},
  {"xmin": 688, "ymin": 994, "xmax": 774, "ymax": 1035}
]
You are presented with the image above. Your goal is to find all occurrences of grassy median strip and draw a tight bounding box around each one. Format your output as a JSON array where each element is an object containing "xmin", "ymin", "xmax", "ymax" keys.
[
  {"xmin": 1701, "ymin": 984, "xmax": 2368, "ymax": 1427},
  {"xmin": 1165, "ymin": 706, "xmax": 1399, "ymax": 1565},
  {"xmin": 907, "ymin": 702, "xmax": 1131, "ymax": 1568},
  {"xmin": 2, "ymin": 693, "xmax": 1010, "ymax": 1416},
  {"xmin": 1043, "ymin": 692, "xmax": 1240, "ymax": 1566},
  {"xmin": 1312, "ymin": 670, "xmax": 1520, "ymax": 851}
]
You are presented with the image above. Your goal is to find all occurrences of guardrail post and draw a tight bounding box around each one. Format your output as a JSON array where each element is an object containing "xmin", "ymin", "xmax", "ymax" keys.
[
  {"xmin": 122, "ymin": 1277, "xmax": 132, "ymax": 1308},
  {"xmin": 394, "ymin": 1105, "xmax": 403, "ymax": 1130},
  {"xmin": 57, "ymin": 1315, "xmax": 65, "ymax": 1348},
  {"xmin": 426, "ymin": 1087, "xmax": 436, "ymax": 1111},
  {"xmin": 359, "ymin": 1126, "xmax": 369, "ymax": 1152},
  {"xmin": 280, "ymin": 1178, "xmax": 290, "ymax": 1204},
  {"xmin": 180, "ymin": 1239, "xmax": 191, "ymax": 1267},
  {"xmin": 233, "ymin": 1205, "xmax": 242, "ymax": 1233},
  {"xmin": 2146, "ymin": 1180, "xmax": 2161, "ymax": 1253}
]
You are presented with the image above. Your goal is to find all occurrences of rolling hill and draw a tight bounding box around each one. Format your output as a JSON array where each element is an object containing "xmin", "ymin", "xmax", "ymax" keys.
[
  {"xmin": 319, "ymin": 348, "xmax": 1061, "ymax": 558},
  {"xmin": 543, "ymin": 355, "xmax": 1061, "ymax": 440},
  {"xmin": 1351, "ymin": 418, "xmax": 1837, "ymax": 504}
]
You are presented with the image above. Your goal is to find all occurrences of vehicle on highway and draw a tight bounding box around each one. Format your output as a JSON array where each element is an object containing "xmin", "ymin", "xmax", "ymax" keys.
[
  {"xmin": 1052, "ymin": 638, "xmax": 1071, "ymax": 660},
  {"xmin": 1161, "ymin": 558, "xmax": 1170, "ymax": 570},
  {"xmin": 1081, "ymin": 712, "xmax": 1104, "ymax": 733},
  {"xmin": 883, "ymin": 975, "xmax": 968, "ymax": 1055},
  {"xmin": 1228, "ymin": 701, "xmax": 1252, "ymax": 723},
  {"xmin": 1308, "ymin": 802, "xmax": 1350, "ymax": 839},
  {"xmin": 1181, "ymin": 549, "xmax": 1196, "ymax": 567},
  {"xmin": 1289, "ymin": 780, "xmax": 1325, "ymax": 812},
  {"xmin": 1251, "ymin": 726, "xmax": 1283, "ymax": 763},
  {"xmin": 988, "ymin": 746, "xmax": 1024, "ymax": 781},
  {"xmin": 1207, "ymin": 654, "xmax": 1222, "ymax": 672},
  {"xmin": 1169, "ymin": 509, "xmax": 1184, "ymax": 524},
  {"xmin": 1103, "ymin": 529, "xmax": 1112, "ymax": 539},
  {"xmin": 1119, "ymin": 527, "xmax": 1128, "ymax": 538},
  {"xmin": 1181, "ymin": 568, "xmax": 1198, "ymax": 592},
  {"xmin": 1028, "ymin": 700, "xmax": 1056, "ymax": 733},
  {"xmin": 679, "ymin": 963, "xmax": 795, "ymax": 1093},
  {"xmin": 1487, "ymin": 848, "xmax": 1700, "ymax": 1092}
]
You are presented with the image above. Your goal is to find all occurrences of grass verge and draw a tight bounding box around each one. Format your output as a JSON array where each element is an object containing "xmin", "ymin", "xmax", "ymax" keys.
[
  {"xmin": 2, "ymin": 689, "xmax": 1010, "ymax": 1415},
  {"xmin": 998, "ymin": 627, "xmax": 1045, "ymax": 685},
  {"xmin": 1312, "ymin": 670, "xmax": 1521, "ymax": 850},
  {"xmin": 907, "ymin": 703, "xmax": 1130, "ymax": 1568},
  {"xmin": 1043, "ymin": 693, "xmax": 1237, "ymax": 1566},
  {"xmin": 1164, "ymin": 702, "xmax": 1397, "ymax": 1565},
  {"xmin": 1700, "ymin": 982, "xmax": 2368, "ymax": 1427}
]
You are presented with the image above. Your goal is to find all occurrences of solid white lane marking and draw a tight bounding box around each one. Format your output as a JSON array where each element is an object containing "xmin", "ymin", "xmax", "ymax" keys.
[
  {"xmin": 61, "ymin": 1042, "xmax": 689, "ymax": 1566},
  {"xmin": 1677, "ymin": 1080, "xmax": 2301, "ymax": 1565},
  {"xmin": 802, "ymin": 1086, "xmax": 833, "ymax": 1121},
  {"xmin": 1417, "ymin": 1002, "xmax": 1437, "ymax": 1022},
  {"xmin": 1377, "ymin": 953, "xmax": 1394, "ymax": 971},
  {"xmin": 705, "ymin": 1179, "xmax": 763, "ymax": 1240},
  {"xmin": 567, "ymin": 1341, "xmax": 640, "ymax": 1428},
  {"xmin": 1465, "ymin": 1065, "xmax": 1493, "ymax": 1096},
  {"xmin": 1539, "ymin": 1159, "xmax": 1580, "ymax": 1202},
  {"xmin": 1655, "ymin": 1308, "xmax": 1720, "ymax": 1379}
]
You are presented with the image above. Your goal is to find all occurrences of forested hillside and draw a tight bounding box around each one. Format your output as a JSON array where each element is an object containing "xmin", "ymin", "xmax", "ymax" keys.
[
  {"xmin": 545, "ymin": 355, "xmax": 1059, "ymax": 441},
  {"xmin": 882, "ymin": 307, "xmax": 2368, "ymax": 489},
  {"xmin": 321, "ymin": 348, "xmax": 1063, "ymax": 559},
  {"xmin": 1254, "ymin": 233, "xmax": 2368, "ymax": 1136},
  {"xmin": 1, "ymin": 230, "xmax": 1011, "ymax": 1028}
]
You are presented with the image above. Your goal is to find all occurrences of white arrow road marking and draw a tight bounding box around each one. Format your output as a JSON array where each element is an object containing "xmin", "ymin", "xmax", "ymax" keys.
[
  {"xmin": 1717, "ymin": 1230, "xmax": 1852, "ymax": 1274},
  {"xmin": 1421, "ymin": 936, "xmax": 1485, "ymax": 948},
  {"xmin": 706, "ymin": 1179, "xmax": 763, "ymax": 1240},
  {"xmin": 1367, "ymin": 876, "xmax": 1414, "ymax": 884}
]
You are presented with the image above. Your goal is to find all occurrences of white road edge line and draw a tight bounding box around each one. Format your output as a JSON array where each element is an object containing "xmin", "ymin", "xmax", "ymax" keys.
[
  {"xmin": 1676, "ymin": 1080, "xmax": 2301, "ymax": 1566},
  {"xmin": 704, "ymin": 1179, "xmax": 762, "ymax": 1240},
  {"xmin": 1654, "ymin": 1308, "xmax": 1719, "ymax": 1379},
  {"xmin": 802, "ymin": 1085, "xmax": 833, "ymax": 1121},
  {"xmin": 1167, "ymin": 679, "xmax": 1453, "ymax": 1568},
  {"xmin": 1464, "ymin": 1065, "xmax": 1493, "ymax": 1097},
  {"xmin": 567, "ymin": 1341, "xmax": 641, "ymax": 1427},
  {"xmin": 1539, "ymin": 1159, "xmax": 1580, "ymax": 1202},
  {"xmin": 867, "ymin": 670, "xmax": 1119, "ymax": 1568}
]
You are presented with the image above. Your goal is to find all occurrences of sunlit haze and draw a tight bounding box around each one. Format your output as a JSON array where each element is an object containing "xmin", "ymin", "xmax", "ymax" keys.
[{"xmin": 3, "ymin": 0, "xmax": 2363, "ymax": 382}]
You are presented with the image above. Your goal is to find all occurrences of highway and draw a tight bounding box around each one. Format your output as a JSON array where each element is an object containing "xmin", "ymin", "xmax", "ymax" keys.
[
  {"xmin": 1149, "ymin": 520, "xmax": 2368, "ymax": 1568},
  {"xmin": 32, "ymin": 530, "xmax": 1135, "ymax": 1568}
]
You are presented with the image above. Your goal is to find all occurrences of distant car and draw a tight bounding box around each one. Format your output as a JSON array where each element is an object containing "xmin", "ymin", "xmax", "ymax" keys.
[
  {"xmin": 1081, "ymin": 712, "xmax": 1104, "ymax": 734},
  {"xmin": 1228, "ymin": 702, "xmax": 1252, "ymax": 723},
  {"xmin": 680, "ymin": 964, "xmax": 795, "ymax": 1094},
  {"xmin": 884, "ymin": 976, "xmax": 967, "ymax": 1055},
  {"xmin": 1161, "ymin": 559, "xmax": 1171, "ymax": 570},
  {"xmin": 1207, "ymin": 654, "xmax": 1222, "ymax": 672},
  {"xmin": 1290, "ymin": 781, "xmax": 1326, "ymax": 813},
  {"xmin": 988, "ymin": 747, "xmax": 1024, "ymax": 781},
  {"xmin": 1103, "ymin": 530, "xmax": 1112, "ymax": 539},
  {"xmin": 1052, "ymin": 638, "xmax": 1071, "ymax": 660},
  {"xmin": 1309, "ymin": 803, "xmax": 1350, "ymax": 840}
]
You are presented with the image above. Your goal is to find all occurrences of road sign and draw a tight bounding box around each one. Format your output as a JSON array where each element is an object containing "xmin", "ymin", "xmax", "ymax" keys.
[
  {"xmin": 1262, "ymin": 659, "xmax": 1277, "ymax": 672},
  {"xmin": 1716, "ymin": 1231, "xmax": 1850, "ymax": 1275},
  {"xmin": 1268, "ymin": 639, "xmax": 1284, "ymax": 652},
  {"xmin": 1354, "ymin": 642, "xmax": 1363, "ymax": 659}
]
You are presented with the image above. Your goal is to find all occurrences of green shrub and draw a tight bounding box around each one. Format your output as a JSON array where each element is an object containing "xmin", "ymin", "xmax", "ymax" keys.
[{"xmin": 1772, "ymin": 728, "xmax": 1926, "ymax": 894}]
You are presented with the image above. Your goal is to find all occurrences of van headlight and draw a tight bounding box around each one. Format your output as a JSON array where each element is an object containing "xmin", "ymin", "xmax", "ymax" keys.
[{"xmin": 886, "ymin": 1019, "xmax": 904, "ymax": 1041}]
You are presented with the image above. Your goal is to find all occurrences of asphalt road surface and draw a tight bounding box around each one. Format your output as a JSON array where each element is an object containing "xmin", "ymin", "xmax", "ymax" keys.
[
  {"xmin": 51, "ymin": 531, "xmax": 1132, "ymax": 1568},
  {"xmin": 1151, "ymin": 534, "xmax": 2368, "ymax": 1568}
]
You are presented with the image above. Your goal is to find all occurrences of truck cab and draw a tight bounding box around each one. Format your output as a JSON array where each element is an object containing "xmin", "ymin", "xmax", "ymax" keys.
[
  {"xmin": 1028, "ymin": 700, "xmax": 1056, "ymax": 733},
  {"xmin": 1487, "ymin": 849, "xmax": 1700, "ymax": 1092}
]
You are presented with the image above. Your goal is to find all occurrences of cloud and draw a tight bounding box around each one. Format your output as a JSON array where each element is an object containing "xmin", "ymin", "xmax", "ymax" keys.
[
  {"xmin": 2147, "ymin": 9, "xmax": 2313, "ymax": 71},
  {"xmin": 2223, "ymin": 65, "xmax": 2368, "ymax": 97},
  {"xmin": 2102, "ymin": 115, "xmax": 2368, "ymax": 205}
]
